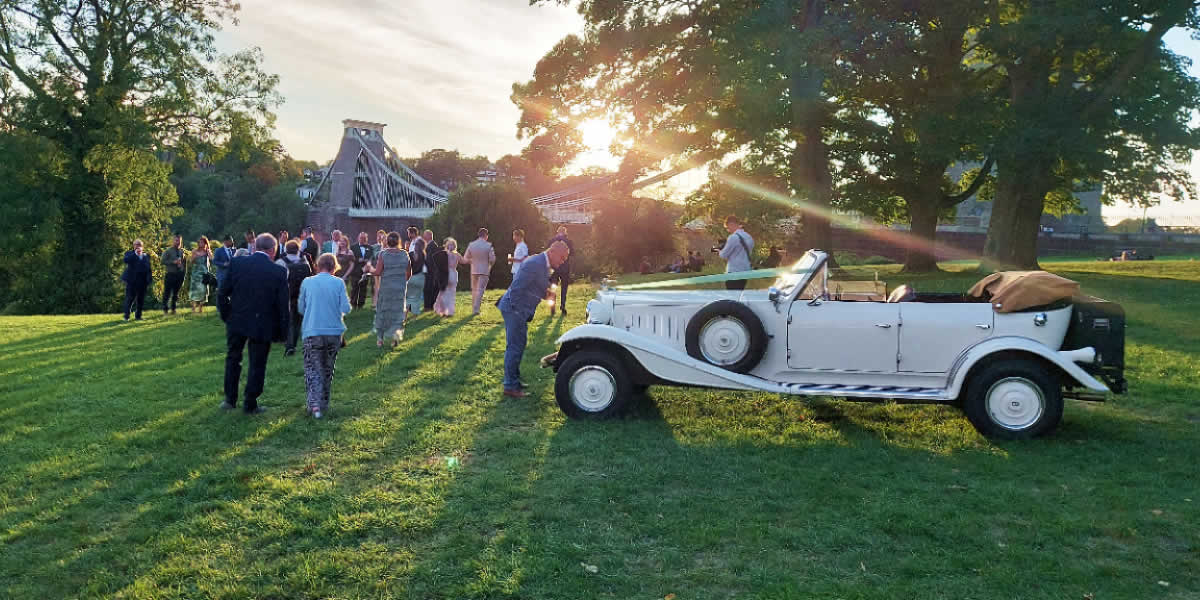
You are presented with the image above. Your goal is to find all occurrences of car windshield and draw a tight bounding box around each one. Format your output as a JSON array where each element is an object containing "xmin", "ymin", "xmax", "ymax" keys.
[{"xmin": 773, "ymin": 252, "xmax": 822, "ymax": 298}]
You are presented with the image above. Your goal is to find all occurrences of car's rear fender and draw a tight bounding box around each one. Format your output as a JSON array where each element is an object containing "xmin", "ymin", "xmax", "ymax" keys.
[{"xmin": 946, "ymin": 336, "xmax": 1111, "ymax": 398}]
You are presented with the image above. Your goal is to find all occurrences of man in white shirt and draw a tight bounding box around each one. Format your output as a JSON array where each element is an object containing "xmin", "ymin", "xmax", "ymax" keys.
[
  {"xmin": 718, "ymin": 215, "xmax": 754, "ymax": 291},
  {"xmin": 508, "ymin": 228, "xmax": 529, "ymax": 276},
  {"xmin": 463, "ymin": 227, "xmax": 497, "ymax": 315}
]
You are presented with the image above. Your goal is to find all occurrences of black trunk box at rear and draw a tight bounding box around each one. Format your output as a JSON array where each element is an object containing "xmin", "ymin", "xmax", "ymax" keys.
[{"xmin": 1063, "ymin": 295, "xmax": 1127, "ymax": 393}]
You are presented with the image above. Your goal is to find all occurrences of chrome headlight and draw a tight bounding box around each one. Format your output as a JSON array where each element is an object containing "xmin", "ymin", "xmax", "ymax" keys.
[{"xmin": 586, "ymin": 298, "xmax": 612, "ymax": 324}]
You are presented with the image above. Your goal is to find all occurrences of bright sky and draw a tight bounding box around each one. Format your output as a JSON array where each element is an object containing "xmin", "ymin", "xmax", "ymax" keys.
[{"xmin": 216, "ymin": 2, "xmax": 1200, "ymax": 223}]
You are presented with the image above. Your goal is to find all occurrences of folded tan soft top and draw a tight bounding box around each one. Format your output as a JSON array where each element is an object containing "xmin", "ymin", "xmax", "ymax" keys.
[{"xmin": 968, "ymin": 271, "xmax": 1080, "ymax": 313}]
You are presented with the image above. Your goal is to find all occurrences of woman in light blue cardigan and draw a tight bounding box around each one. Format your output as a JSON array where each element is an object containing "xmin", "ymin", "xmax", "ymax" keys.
[{"xmin": 297, "ymin": 253, "xmax": 352, "ymax": 419}]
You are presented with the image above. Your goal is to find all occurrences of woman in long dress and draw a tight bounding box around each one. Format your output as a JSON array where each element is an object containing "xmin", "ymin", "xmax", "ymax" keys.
[
  {"xmin": 188, "ymin": 236, "xmax": 212, "ymax": 314},
  {"xmin": 434, "ymin": 238, "xmax": 462, "ymax": 317},
  {"xmin": 372, "ymin": 232, "xmax": 411, "ymax": 348}
]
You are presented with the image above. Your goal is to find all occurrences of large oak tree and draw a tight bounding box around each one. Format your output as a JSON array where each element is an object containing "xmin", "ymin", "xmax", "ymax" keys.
[{"xmin": 0, "ymin": 0, "xmax": 279, "ymax": 311}]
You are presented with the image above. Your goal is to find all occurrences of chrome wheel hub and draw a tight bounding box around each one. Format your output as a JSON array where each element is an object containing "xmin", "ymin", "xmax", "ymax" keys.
[
  {"xmin": 569, "ymin": 365, "xmax": 617, "ymax": 412},
  {"xmin": 986, "ymin": 377, "xmax": 1045, "ymax": 431},
  {"xmin": 698, "ymin": 316, "xmax": 750, "ymax": 366}
]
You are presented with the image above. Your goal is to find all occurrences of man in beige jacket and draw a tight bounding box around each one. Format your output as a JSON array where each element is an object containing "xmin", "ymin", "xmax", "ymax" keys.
[{"xmin": 463, "ymin": 227, "xmax": 497, "ymax": 315}]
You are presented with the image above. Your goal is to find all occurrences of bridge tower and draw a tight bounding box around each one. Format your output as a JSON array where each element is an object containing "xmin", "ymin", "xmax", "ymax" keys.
[{"xmin": 306, "ymin": 119, "xmax": 448, "ymax": 236}]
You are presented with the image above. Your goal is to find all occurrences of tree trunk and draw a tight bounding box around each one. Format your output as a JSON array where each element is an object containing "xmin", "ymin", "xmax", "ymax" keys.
[
  {"xmin": 903, "ymin": 196, "xmax": 941, "ymax": 273},
  {"xmin": 790, "ymin": 123, "xmax": 835, "ymax": 258},
  {"xmin": 982, "ymin": 158, "xmax": 1050, "ymax": 271}
]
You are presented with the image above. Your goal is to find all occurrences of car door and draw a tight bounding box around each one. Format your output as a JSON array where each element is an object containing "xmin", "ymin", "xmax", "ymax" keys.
[
  {"xmin": 787, "ymin": 300, "xmax": 900, "ymax": 372},
  {"xmin": 897, "ymin": 303, "xmax": 993, "ymax": 373}
]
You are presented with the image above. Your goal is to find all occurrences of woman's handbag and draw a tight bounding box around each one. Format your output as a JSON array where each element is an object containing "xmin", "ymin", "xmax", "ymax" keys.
[{"xmin": 202, "ymin": 271, "xmax": 218, "ymax": 287}]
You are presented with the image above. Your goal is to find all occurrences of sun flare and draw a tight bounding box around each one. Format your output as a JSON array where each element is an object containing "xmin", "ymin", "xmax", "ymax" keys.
[{"xmin": 578, "ymin": 118, "xmax": 616, "ymax": 150}]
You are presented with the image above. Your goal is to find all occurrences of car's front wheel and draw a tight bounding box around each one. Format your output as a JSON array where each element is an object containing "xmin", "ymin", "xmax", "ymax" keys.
[
  {"xmin": 555, "ymin": 350, "xmax": 635, "ymax": 419},
  {"xmin": 962, "ymin": 359, "xmax": 1064, "ymax": 440}
]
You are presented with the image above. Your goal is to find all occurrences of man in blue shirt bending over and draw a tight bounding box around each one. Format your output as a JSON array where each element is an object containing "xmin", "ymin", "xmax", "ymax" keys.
[{"xmin": 497, "ymin": 240, "xmax": 571, "ymax": 398}]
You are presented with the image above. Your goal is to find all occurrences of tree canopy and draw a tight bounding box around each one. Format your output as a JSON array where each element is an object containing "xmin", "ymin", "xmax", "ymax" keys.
[{"xmin": 0, "ymin": 0, "xmax": 280, "ymax": 312}]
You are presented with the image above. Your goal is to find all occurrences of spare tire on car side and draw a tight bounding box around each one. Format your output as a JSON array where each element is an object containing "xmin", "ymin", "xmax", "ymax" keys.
[{"xmin": 684, "ymin": 300, "xmax": 767, "ymax": 374}]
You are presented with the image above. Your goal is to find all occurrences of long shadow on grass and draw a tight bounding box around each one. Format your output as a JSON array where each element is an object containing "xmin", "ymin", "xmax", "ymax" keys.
[
  {"xmin": 0, "ymin": 313, "xmax": 468, "ymax": 596},
  {"xmin": 394, "ymin": 375, "xmax": 1200, "ymax": 598},
  {"xmin": 79, "ymin": 321, "xmax": 506, "ymax": 597}
]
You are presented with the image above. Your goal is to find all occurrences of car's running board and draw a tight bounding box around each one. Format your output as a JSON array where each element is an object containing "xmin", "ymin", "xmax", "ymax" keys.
[{"xmin": 773, "ymin": 381, "xmax": 951, "ymax": 403}]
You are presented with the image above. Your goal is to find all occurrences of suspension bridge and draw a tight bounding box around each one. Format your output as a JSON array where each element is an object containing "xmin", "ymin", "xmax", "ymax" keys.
[{"xmin": 304, "ymin": 119, "xmax": 693, "ymax": 233}]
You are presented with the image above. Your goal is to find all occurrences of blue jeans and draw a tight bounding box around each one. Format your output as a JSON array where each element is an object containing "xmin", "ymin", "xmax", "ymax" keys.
[{"xmin": 501, "ymin": 308, "xmax": 528, "ymax": 390}]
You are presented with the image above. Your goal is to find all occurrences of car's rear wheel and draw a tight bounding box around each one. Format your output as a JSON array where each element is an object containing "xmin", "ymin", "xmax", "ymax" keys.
[
  {"xmin": 685, "ymin": 300, "xmax": 767, "ymax": 373},
  {"xmin": 555, "ymin": 350, "xmax": 635, "ymax": 419},
  {"xmin": 963, "ymin": 359, "xmax": 1063, "ymax": 440}
]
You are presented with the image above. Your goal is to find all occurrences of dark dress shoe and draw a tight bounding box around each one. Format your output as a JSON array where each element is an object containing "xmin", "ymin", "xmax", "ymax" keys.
[
  {"xmin": 503, "ymin": 388, "xmax": 528, "ymax": 398},
  {"xmin": 219, "ymin": 401, "xmax": 236, "ymax": 410},
  {"xmin": 284, "ymin": 348, "xmax": 296, "ymax": 357},
  {"xmin": 245, "ymin": 406, "xmax": 267, "ymax": 415}
]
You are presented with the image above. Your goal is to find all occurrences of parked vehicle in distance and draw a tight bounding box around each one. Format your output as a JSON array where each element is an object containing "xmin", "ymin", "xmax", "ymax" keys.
[
  {"xmin": 542, "ymin": 250, "xmax": 1127, "ymax": 439},
  {"xmin": 1105, "ymin": 248, "xmax": 1155, "ymax": 261}
]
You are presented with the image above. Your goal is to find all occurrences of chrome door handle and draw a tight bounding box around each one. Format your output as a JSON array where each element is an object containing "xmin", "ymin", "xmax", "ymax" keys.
[
  {"xmin": 875, "ymin": 323, "xmax": 892, "ymax": 328},
  {"xmin": 975, "ymin": 324, "xmax": 992, "ymax": 329}
]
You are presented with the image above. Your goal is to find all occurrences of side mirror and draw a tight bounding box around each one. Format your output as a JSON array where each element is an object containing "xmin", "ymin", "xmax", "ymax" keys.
[{"xmin": 767, "ymin": 286, "xmax": 781, "ymax": 304}]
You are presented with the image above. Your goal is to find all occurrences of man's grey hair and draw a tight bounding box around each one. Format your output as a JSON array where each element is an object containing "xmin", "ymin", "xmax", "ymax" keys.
[
  {"xmin": 255, "ymin": 233, "xmax": 278, "ymax": 253},
  {"xmin": 549, "ymin": 240, "xmax": 570, "ymax": 254}
]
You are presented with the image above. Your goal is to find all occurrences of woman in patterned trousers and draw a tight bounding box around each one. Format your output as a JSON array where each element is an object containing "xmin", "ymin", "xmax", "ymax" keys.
[{"xmin": 297, "ymin": 253, "xmax": 352, "ymax": 419}]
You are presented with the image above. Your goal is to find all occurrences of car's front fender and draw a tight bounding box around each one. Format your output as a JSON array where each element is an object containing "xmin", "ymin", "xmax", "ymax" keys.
[
  {"xmin": 553, "ymin": 324, "xmax": 758, "ymax": 391},
  {"xmin": 946, "ymin": 336, "xmax": 1110, "ymax": 398}
]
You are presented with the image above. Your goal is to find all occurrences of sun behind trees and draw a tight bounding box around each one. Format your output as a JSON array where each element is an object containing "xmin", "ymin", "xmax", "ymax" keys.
[{"xmin": 516, "ymin": 0, "xmax": 1200, "ymax": 272}]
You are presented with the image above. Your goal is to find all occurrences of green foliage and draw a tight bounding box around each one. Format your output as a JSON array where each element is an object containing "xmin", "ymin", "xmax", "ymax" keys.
[
  {"xmin": 977, "ymin": 0, "xmax": 1200, "ymax": 267},
  {"xmin": 0, "ymin": 0, "xmax": 281, "ymax": 312},
  {"xmin": 426, "ymin": 184, "xmax": 553, "ymax": 288},
  {"xmin": 404, "ymin": 149, "xmax": 491, "ymax": 191},
  {"xmin": 0, "ymin": 131, "xmax": 69, "ymax": 311},
  {"xmin": 589, "ymin": 193, "xmax": 680, "ymax": 274},
  {"xmin": 682, "ymin": 161, "xmax": 797, "ymax": 251}
]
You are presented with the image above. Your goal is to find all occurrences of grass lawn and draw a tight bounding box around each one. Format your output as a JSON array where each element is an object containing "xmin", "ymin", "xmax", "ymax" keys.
[{"xmin": 2, "ymin": 260, "xmax": 1198, "ymax": 599}]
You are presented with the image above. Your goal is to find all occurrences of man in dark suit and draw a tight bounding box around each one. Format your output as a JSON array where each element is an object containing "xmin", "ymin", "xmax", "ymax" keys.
[
  {"xmin": 349, "ymin": 231, "xmax": 375, "ymax": 309},
  {"xmin": 422, "ymin": 229, "xmax": 442, "ymax": 311},
  {"xmin": 217, "ymin": 233, "xmax": 289, "ymax": 415},
  {"xmin": 121, "ymin": 240, "xmax": 153, "ymax": 321}
]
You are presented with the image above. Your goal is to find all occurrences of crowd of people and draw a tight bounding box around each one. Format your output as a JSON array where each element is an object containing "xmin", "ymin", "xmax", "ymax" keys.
[
  {"xmin": 118, "ymin": 223, "xmax": 585, "ymax": 417},
  {"xmin": 117, "ymin": 216, "xmax": 756, "ymax": 418}
]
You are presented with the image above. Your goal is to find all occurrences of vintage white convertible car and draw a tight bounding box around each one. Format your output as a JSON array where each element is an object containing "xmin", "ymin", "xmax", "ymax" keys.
[{"xmin": 542, "ymin": 250, "xmax": 1127, "ymax": 439}]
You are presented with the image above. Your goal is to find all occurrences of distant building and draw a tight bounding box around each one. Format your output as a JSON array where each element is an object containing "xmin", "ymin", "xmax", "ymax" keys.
[{"xmin": 949, "ymin": 163, "xmax": 1104, "ymax": 233}]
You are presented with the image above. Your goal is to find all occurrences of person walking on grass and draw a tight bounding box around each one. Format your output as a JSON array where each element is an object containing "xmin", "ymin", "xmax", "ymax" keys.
[
  {"xmin": 121, "ymin": 239, "xmax": 152, "ymax": 321},
  {"xmin": 218, "ymin": 233, "xmax": 289, "ymax": 415},
  {"xmin": 281, "ymin": 240, "xmax": 312, "ymax": 357},
  {"xmin": 297, "ymin": 252, "xmax": 352, "ymax": 419},
  {"xmin": 373, "ymin": 231, "xmax": 410, "ymax": 348},
  {"xmin": 434, "ymin": 238, "xmax": 463, "ymax": 317},
  {"xmin": 463, "ymin": 227, "xmax": 496, "ymax": 315},
  {"xmin": 718, "ymin": 214, "xmax": 754, "ymax": 291},
  {"xmin": 161, "ymin": 234, "xmax": 186, "ymax": 315},
  {"xmin": 188, "ymin": 236, "xmax": 212, "ymax": 313},
  {"xmin": 497, "ymin": 240, "xmax": 570, "ymax": 398}
]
